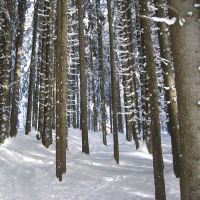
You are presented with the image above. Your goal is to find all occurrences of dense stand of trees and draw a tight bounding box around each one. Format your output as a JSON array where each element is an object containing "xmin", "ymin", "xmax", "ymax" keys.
[{"xmin": 0, "ymin": 0, "xmax": 199, "ymax": 199}]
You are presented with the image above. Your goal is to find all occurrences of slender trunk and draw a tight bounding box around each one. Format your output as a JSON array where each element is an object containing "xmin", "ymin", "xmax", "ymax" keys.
[
  {"xmin": 154, "ymin": 0, "xmax": 181, "ymax": 178},
  {"xmin": 78, "ymin": 0, "xmax": 89, "ymax": 154},
  {"xmin": 25, "ymin": 0, "xmax": 39, "ymax": 135},
  {"xmin": 96, "ymin": 0, "xmax": 107, "ymax": 145},
  {"xmin": 107, "ymin": 0, "xmax": 119, "ymax": 164},
  {"xmin": 135, "ymin": 0, "xmax": 152, "ymax": 152},
  {"xmin": 38, "ymin": 22, "xmax": 46, "ymax": 135},
  {"xmin": 139, "ymin": 0, "xmax": 166, "ymax": 199},
  {"xmin": 117, "ymin": 80, "xmax": 123, "ymax": 134},
  {"xmin": 32, "ymin": 55, "xmax": 40, "ymax": 130},
  {"xmin": 124, "ymin": 0, "xmax": 140, "ymax": 148},
  {"xmin": 90, "ymin": 39, "xmax": 98, "ymax": 132}
]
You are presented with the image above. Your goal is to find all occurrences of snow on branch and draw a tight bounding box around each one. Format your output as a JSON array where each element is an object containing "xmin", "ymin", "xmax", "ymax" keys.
[{"xmin": 139, "ymin": 15, "xmax": 177, "ymax": 25}]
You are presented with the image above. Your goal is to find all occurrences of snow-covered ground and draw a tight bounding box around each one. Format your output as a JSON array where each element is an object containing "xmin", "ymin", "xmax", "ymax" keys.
[{"xmin": 0, "ymin": 128, "xmax": 180, "ymax": 200}]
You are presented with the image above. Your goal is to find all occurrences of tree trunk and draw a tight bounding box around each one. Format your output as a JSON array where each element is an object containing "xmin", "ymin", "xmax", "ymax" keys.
[
  {"xmin": 107, "ymin": 0, "xmax": 119, "ymax": 164},
  {"xmin": 56, "ymin": 0, "xmax": 68, "ymax": 181},
  {"xmin": 38, "ymin": 17, "xmax": 46, "ymax": 136},
  {"xmin": 10, "ymin": 0, "xmax": 27, "ymax": 137},
  {"xmin": 78, "ymin": 0, "xmax": 90, "ymax": 154},
  {"xmin": 124, "ymin": 0, "xmax": 140, "ymax": 148},
  {"xmin": 153, "ymin": 0, "xmax": 181, "ymax": 178},
  {"xmin": 168, "ymin": 0, "xmax": 200, "ymax": 198},
  {"xmin": 25, "ymin": 0, "xmax": 39, "ymax": 135},
  {"xmin": 42, "ymin": 0, "xmax": 53, "ymax": 148},
  {"xmin": 90, "ymin": 39, "xmax": 98, "ymax": 132},
  {"xmin": 117, "ymin": 80, "xmax": 123, "ymax": 134},
  {"xmin": 0, "ymin": 1, "xmax": 12, "ymax": 142},
  {"xmin": 135, "ymin": 0, "xmax": 152, "ymax": 152},
  {"xmin": 139, "ymin": 0, "xmax": 166, "ymax": 199},
  {"xmin": 96, "ymin": 0, "xmax": 107, "ymax": 145}
]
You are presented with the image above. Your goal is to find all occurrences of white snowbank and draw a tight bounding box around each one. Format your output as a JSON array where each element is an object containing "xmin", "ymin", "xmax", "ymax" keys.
[{"xmin": 0, "ymin": 129, "xmax": 180, "ymax": 200}]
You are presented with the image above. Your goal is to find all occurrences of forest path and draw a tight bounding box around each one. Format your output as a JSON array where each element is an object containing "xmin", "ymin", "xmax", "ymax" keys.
[{"xmin": 0, "ymin": 128, "xmax": 179, "ymax": 200}]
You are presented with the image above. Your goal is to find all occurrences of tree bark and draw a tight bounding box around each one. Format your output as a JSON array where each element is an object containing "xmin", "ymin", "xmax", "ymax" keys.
[
  {"xmin": 42, "ymin": 0, "xmax": 53, "ymax": 148},
  {"xmin": 139, "ymin": 0, "xmax": 166, "ymax": 199},
  {"xmin": 38, "ymin": 14, "xmax": 46, "ymax": 136},
  {"xmin": 107, "ymin": 0, "xmax": 119, "ymax": 164},
  {"xmin": 168, "ymin": 0, "xmax": 200, "ymax": 199},
  {"xmin": 56, "ymin": 0, "xmax": 68, "ymax": 181},
  {"xmin": 0, "ymin": 1, "xmax": 12, "ymax": 142},
  {"xmin": 10, "ymin": 0, "xmax": 27, "ymax": 137},
  {"xmin": 78, "ymin": 0, "xmax": 90, "ymax": 154},
  {"xmin": 96, "ymin": 0, "xmax": 107, "ymax": 145},
  {"xmin": 25, "ymin": 0, "xmax": 39, "ymax": 135},
  {"xmin": 153, "ymin": 0, "xmax": 181, "ymax": 178}
]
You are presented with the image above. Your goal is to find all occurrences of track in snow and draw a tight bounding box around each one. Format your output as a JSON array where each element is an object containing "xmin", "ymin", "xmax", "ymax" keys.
[{"xmin": 0, "ymin": 128, "xmax": 180, "ymax": 200}]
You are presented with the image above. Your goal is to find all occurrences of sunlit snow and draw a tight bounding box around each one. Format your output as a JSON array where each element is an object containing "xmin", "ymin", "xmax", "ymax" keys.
[{"xmin": 0, "ymin": 129, "xmax": 180, "ymax": 200}]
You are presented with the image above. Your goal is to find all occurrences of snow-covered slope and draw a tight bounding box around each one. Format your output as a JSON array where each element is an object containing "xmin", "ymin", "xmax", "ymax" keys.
[{"xmin": 0, "ymin": 129, "xmax": 180, "ymax": 200}]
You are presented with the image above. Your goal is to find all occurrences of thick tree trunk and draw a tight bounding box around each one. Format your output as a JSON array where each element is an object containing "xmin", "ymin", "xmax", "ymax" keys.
[
  {"xmin": 168, "ymin": 0, "xmax": 200, "ymax": 199},
  {"xmin": 56, "ymin": 0, "xmax": 68, "ymax": 181},
  {"xmin": 42, "ymin": 0, "xmax": 53, "ymax": 148},
  {"xmin": 0, "ymin": 1, "xmax": 12, "ymax": 142}
]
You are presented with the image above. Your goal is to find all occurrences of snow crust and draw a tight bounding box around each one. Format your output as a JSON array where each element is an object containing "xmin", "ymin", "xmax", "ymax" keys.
[{"xmin": 0, "ymin": 129, "xmax": 180, "ymax": 200}]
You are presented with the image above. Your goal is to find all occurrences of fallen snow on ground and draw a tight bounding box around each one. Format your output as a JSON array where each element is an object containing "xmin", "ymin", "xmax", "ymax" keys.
[{"xmin": 0, "ymin": 128, "xmax": 180, "ymax": 200}]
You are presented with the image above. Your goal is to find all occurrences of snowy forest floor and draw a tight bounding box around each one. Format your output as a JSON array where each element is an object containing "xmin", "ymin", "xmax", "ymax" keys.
[{"xmin": 0, "ymin": 128, "xmax": 180, "ymax": 200}]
